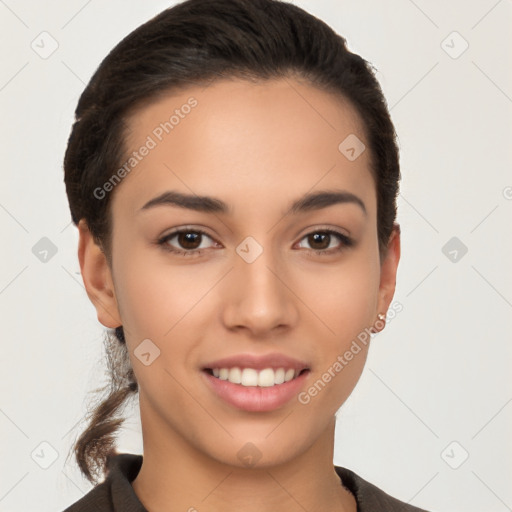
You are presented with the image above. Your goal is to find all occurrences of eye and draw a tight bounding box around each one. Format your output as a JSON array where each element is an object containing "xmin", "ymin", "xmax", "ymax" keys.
[
  {"xmin": 156, "ymin": 227, "xmax": 354, "ymax": 258},
  {"xmin": 157, "ymin": 228, "xmax": 218, "ymax": 257},
  {"xmin": 296, "ymin": 229, "xmax": 354, "ymax": 255}
]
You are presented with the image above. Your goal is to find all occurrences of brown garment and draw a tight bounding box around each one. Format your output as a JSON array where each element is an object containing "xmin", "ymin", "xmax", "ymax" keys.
[{"xmin": 63, "ymin": 453, "xmax": 431, "ymax": 512}]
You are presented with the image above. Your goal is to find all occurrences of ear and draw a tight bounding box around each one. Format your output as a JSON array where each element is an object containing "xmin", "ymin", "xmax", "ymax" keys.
[
  {"xmin": 372, "ymin": 223, "xmax": 401, "ymax": 333},
  {"xmin": 77, "ymin": 219, "xmax": 122, "ymax": 329}
]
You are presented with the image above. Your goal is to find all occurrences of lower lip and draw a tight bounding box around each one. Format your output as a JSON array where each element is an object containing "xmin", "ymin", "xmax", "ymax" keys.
[{"xmin": 202, "ymin": 370, "xmax": 310, "ymax": 412}]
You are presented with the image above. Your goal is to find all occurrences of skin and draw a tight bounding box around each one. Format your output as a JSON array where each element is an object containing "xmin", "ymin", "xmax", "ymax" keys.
[{"xmin": 78, "ymin": 76, "xmax": 400, "ymax": 512}]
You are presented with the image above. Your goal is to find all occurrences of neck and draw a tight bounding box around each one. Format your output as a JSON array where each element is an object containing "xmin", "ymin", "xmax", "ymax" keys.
[{"xmin": 131, "ymin": 400, "xmax": 356, "ymax": 512}]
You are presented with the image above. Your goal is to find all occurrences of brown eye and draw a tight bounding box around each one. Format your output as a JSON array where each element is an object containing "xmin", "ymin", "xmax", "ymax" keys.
[
  {"xmin": 297, "ymin": 229, "xmax": 354, "ymax": 255},
  {"xmin": 157, "ymin": 228, "xmax": 217, "ymax": 256},
  {"xmin": 307, "ymin": 233, "xmax": 331, "ymax": 250},
  {"xmin": 176, "ymin": 231, "xmax": 202, "ymax": 250}
]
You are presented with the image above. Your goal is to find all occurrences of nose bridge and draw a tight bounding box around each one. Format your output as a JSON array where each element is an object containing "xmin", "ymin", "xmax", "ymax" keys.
[
  {"xmin": 236, "ymin": 234, "xmax": 283, "ymax": 303},
  {"xmin": 223, "ymin": 234, "xmax": 296, "ymax": 331}
]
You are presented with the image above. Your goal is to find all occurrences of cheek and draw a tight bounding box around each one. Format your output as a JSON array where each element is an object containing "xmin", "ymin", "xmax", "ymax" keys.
[
  {"xmin": 113, "ymin": 246, "xmax": 216, "ymax": 338},
  {"xmin": 296, "ymin": 255, "xmax": 380, "ymax": 343},
  {"xmin": 296, "ymin": 268, "xmax": 376, "ymax": 415}
]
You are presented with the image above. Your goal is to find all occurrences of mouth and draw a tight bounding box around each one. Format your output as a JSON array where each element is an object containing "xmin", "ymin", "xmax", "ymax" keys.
[
  {"xmin": 203, "ymin": 367, "xmax": 310, "ymax": 387},
  {"xmin": 201, "ymin": 365, "xmax": 311, "ymax": 412}
]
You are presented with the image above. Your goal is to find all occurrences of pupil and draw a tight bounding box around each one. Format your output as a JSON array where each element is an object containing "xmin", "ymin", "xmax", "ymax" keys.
[
  {"xmin": 310, "ymin": 233, "xmax": 329, "ymax": 250},
  {"xmin": 179, "ymin": 232, "xmax": 200, "ymax": 249}
]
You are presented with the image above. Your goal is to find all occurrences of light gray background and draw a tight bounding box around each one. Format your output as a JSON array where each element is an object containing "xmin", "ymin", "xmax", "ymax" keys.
[{"xmin": 1, "ymin": 1, "xmax": 511, "ymax": 511}]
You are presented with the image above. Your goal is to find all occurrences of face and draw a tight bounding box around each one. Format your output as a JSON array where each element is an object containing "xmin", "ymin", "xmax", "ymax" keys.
[{"xmin": 80, "ymin": 77, "xmax": 400, "ymax": 469}]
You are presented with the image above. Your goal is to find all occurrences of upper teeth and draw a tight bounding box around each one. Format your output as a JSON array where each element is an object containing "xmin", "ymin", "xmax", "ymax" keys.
[{"xmin": 212, "ymin": 367, "xmax": 299, "ymax": 387}]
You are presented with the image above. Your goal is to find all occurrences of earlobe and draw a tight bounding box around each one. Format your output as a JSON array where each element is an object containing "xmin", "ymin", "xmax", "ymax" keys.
[
  {"xmin": 77, "ymin": 219, "xmax": 122, "ymax": 329},
  {"xmin": 373, "ymin": 223, "xmax": 401, "ymax": 333}
]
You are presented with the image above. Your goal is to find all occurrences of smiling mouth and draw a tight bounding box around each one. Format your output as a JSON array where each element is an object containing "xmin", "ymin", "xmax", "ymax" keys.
[{"xmin": 203, "ymin": 367, "xmax": 310, "ymax": 387}]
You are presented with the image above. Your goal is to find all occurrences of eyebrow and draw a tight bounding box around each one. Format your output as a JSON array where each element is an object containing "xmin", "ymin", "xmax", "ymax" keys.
[{"xmin": 139, "ymin": 189, "xmax": 367, "ymax": 217}]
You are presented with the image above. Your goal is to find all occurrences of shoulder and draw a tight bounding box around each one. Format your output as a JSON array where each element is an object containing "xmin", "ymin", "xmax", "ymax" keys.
[
  {"xmin": 335, "ymin": 466, "xmax": 431, "ymax": 512},
  {"xmin": 62, "ymin": 453, "xmax": 145, "ymax": 512},
  {"xmin": 62, "ymin": 479, "xmax": 112, "ymax": 512}
]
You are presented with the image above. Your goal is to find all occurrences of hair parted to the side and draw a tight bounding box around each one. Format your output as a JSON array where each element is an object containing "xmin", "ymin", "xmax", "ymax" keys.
[{"xmin": 63, "ymin": 0, "xmax": 401, "ymax": 484}]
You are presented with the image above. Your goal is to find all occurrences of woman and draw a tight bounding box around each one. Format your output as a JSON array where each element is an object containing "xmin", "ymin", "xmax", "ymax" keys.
[{"xmin": 62, "ymin": 0, "xmax": 430, "ymax": 510}]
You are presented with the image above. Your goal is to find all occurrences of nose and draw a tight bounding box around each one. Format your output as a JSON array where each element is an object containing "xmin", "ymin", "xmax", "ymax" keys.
[{"xmin": 220, "ymin": 243, "xmax": 299, "ymax": 337}]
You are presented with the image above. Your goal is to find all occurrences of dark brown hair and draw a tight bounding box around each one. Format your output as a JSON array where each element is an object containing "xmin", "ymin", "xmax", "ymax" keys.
[{"xmin": 63, "ymin": 0, "xmax": 400, "ymax": 484}]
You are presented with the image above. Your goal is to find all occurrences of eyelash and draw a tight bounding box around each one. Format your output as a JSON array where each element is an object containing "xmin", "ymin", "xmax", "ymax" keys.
[{"xmin": 156, "ymin": 227, "xmax": 354, "ymax": 258}]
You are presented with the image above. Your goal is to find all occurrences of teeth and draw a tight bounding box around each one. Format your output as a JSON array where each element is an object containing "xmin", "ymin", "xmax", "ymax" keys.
[{"xmin": 210, "ymin": 367, "xmax": 302, "ymax": 387}]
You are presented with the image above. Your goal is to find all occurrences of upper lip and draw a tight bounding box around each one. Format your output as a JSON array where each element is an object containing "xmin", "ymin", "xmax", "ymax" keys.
[{"xmin": 202, "ymin": 353, "xmax": 310, "ymax": 372}]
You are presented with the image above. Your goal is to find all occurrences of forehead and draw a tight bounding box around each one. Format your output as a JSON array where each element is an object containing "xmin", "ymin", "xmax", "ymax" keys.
[{"xmin": 113, "ymin": 77, "xmax": 375, "ymax": 218}]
